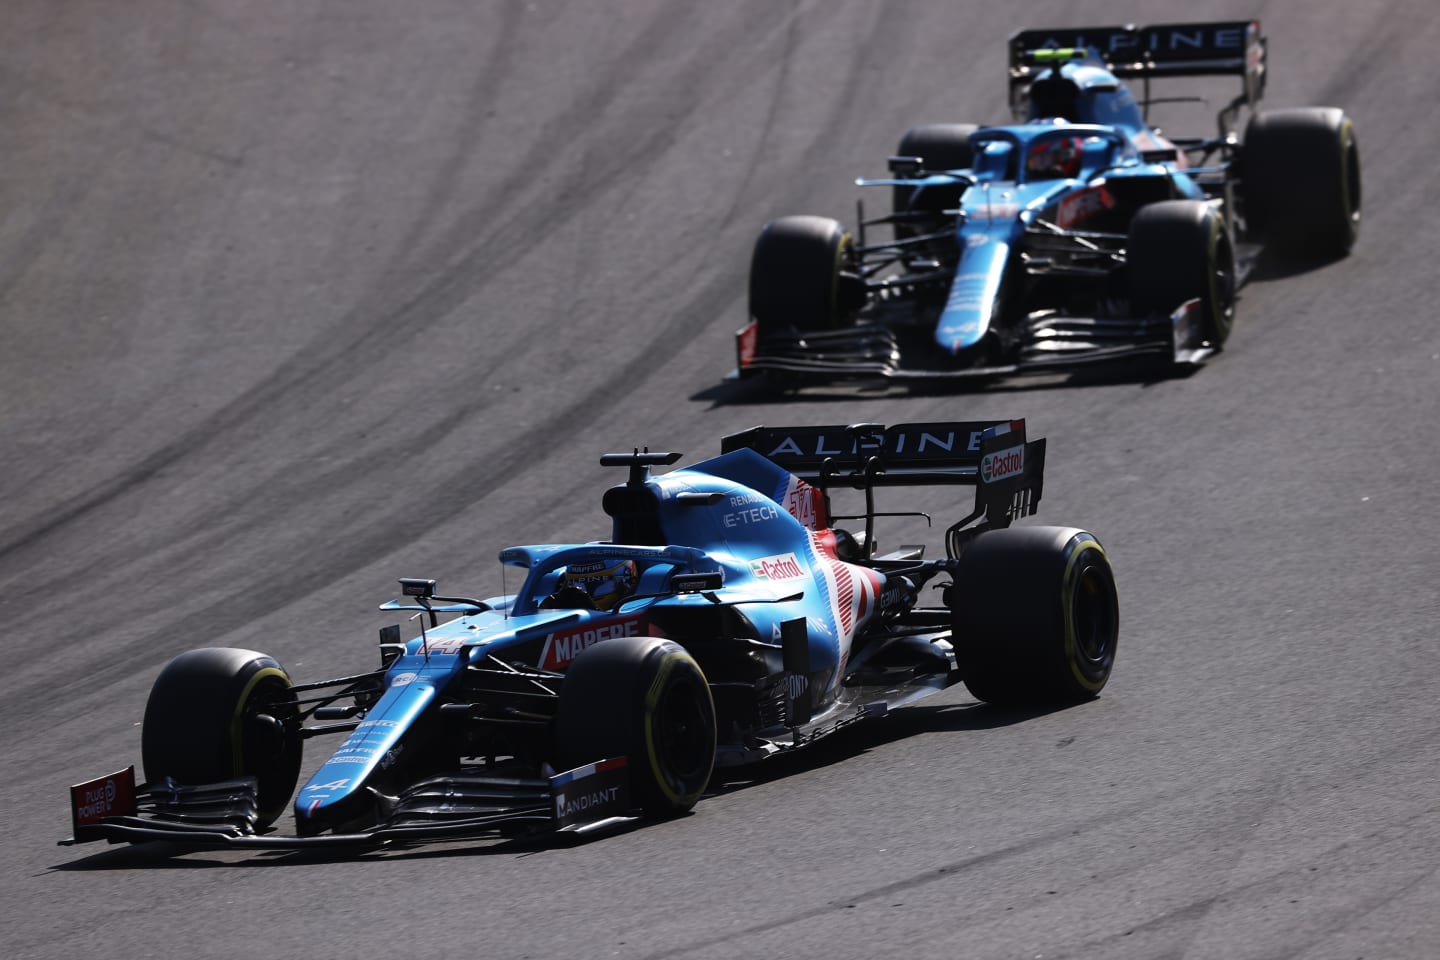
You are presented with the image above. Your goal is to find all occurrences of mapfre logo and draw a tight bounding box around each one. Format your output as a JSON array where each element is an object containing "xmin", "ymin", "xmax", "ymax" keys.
[
  {"xmin": 541, "ymin": 618, "xmax": 644, "ymax": 670},
  {"xmin": 750, "ymin": 552, "xmax": 806, "ymax": 581},
  {"xmin": 980, "ymin": 444, "xmax": 1025, "ymax": 482},
  {"xmin": 1058, "ymin": 185, "xmax": 1116, "ymax": 228}
]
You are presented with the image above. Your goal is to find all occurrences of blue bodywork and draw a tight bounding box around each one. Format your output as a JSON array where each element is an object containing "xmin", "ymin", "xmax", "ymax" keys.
[
  {"xmin": 737, "ymin": 32, "xmax": 1268, "ymax": 381},
  {"xmin": 294, "ymin": 447, "xmax": 889, "ymax": 832},
  {"xmin": 63, "ymin": 420, "xmax": 1062, "ymax": 849},
  {"xmin": 883, "ymin": 59, "xmax": 1211, "ymax": 360}
]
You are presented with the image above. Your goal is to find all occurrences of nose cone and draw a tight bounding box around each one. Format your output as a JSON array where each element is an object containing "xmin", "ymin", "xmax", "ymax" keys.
[
  {"xmin": 935, "ymin": 239, "xmax": 1010, "ymax": 355},
  {"xmin": 293, "ymin": 670, "xmax": 439, "ymax": 834}
]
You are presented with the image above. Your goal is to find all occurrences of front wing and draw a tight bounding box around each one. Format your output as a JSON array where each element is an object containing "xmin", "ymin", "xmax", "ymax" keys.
[
  {"xmin": 60, "ymin": 758, "xmax": 634, "ymax": 851},
  {"xmin": 730, "ymin": 298, "xmax": 1217, "ymax": 383}
]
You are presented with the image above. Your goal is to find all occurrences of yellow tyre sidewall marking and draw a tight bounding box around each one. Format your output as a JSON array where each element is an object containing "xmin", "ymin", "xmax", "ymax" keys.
[
  {"xmin": 643, "ymin": 650, "xmax": 712, "ymax": 807},
  {"xmin": 228, "ymin": 665, "xmax": 290, "ymax": 778},
  {"xmin": 1061, "ymin": 537, "xmax": 1112, "ymax": 692},
  {"xmin": 1203, "ymin": 211, "xmax": 1228, "ymax": 341}
]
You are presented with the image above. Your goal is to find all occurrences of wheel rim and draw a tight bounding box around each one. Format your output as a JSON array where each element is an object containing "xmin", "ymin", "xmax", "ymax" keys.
[
  {"xmin": 1343, "ymin": 126, "xmax": 1362, "ymax": 240},
  {"xmin": 653, "ymin": 677, "xmax": 713, "ymax": 785},
  {"xmin": 240, "ymin": 676, "xmax": 302, "ymax": 820},
  {"xmin": 1070, "ymin": 562, "xmax": 1117, "ymax": 680},
  {"xmin": 1208, "ymin": 229, "xmax": 1237, "ymax": 344}
]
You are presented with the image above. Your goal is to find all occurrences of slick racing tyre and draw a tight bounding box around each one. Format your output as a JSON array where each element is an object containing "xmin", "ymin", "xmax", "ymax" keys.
[
  {"xmin": 554, "ymin": 637, "xmax": 716, "ymax": 817},
  {"xmin": 948, "ymin": 527, "xmax": 1119, "ymax": 706},
  {"xmin": 749, "ymin": 215, "xmax": 858, "ymax": 335},
  {"xmin": 1242, "ymin": 107, "xmax": 1361, "ymax": 259},
  {"xmin": 892, "ymin": 124, "xmax": 977, "ymax": 240},
  {"xmin": 141, "ymin": 647, "xmax": 303, "ymax": 827},
  {"xmin": 1128, "ymin": 199, "xmax": 1237, "ymax": 348}
]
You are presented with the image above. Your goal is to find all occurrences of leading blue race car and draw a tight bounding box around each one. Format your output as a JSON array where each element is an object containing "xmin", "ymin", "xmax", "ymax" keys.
[
  {"xmin": 733, "ymin": 19, "xmax": 1361, "ymax": 384},
  {"xmin": 62, "ymin": 419, "xmax": 1118, "ymax": 851}
]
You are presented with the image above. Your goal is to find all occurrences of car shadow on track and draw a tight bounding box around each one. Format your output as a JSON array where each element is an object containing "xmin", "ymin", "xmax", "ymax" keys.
[
  {"xmin": 707, "ymin": 695, "xmax": 1093, "ymax": 795},
  {"xmin": 1245, "ymin": 252, "xmax": 1352, "ymax": 285}
]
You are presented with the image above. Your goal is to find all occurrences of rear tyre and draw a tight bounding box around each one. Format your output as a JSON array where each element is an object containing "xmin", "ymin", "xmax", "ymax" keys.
[
  {"xmin": 141, "ymin": 647, "xmax": 303, "ymax": 827},
  {"xmin": 1242, "ymin": 107, "xmax": 1361, "ymax": 258},
  {"xmin": 749, "ymin": 215, "xmax": 855, "ymax": 336},
  {"xmin": 948, "ymin": 527, "xmax": 1119, "ymax": 706},
  {"xmin": 1129, "ymin": 199, "xmax": 1236, "ymax": 348},
  {"xmin": 892, "ymin": 124, "xmax": 977, "ymax": 239},
  {"xmin": 554, "ymin": 637, "xmax": 716, "ymax": 816}
]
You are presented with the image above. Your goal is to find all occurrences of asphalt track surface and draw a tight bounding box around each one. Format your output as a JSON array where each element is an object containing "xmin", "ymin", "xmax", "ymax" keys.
[{"xmin": 4, "ymin": 1, "xmax": 1438, "ymax": 957}]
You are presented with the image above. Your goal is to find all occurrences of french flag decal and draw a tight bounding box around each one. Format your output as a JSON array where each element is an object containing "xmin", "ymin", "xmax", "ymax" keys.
[
  {"xmin": 551, "ymin": 756, "xmax": 628, "ymax": 786},
  {"xmin": 981, "ymin": 419, "xmax": 1025, "ymax": 440}
]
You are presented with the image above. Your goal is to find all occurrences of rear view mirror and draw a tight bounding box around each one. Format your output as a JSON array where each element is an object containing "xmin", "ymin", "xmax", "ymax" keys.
[{"xmin": 670, "ymin": 572, "xmax": 724, "ymax": 594}]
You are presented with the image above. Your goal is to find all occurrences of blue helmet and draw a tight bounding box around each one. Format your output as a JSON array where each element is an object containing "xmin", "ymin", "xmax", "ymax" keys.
[{"xmin": 548, "ymin": 558, "xmax": 638, "ymax": 611}]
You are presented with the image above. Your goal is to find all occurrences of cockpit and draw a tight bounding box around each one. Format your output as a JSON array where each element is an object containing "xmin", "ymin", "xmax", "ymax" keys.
[{"xmin": 540, "ymin": 557, "xmax": 639, "ymax": 611}]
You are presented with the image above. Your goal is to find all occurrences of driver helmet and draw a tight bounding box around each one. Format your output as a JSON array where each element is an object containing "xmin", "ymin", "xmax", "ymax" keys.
[
  {"xmin": 1026, "ymin": 135, "xmax": 1083, "ymax": 180},
  {"xmin": 554, "ymin": 558, "xmax": 637, "ymax": 611}
]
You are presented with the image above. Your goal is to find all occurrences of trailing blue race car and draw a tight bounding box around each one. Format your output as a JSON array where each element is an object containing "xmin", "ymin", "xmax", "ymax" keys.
[
  {"xmin": 62, "ymin": 420, "xmax": 1118, "ymax": 851},
  {"xmin": 734, "ymin": 19, "xmax": 1361, "ymax": 384}
]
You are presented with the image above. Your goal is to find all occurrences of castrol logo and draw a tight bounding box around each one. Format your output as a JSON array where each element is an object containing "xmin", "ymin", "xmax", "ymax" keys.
[
  {"xmin": 980, "ymin": 444, "xmax": 1024, "ymax": 482},
  {"xmin": 750, "ymin": 552, "xmax": 806, "ymax": 581}
]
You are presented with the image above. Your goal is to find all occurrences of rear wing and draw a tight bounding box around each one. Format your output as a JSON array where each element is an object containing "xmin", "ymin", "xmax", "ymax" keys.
[
  {"xmin": 1008, "ymin": 20, "xmax": 1266, "ymax": 120},
  {"xmin": 721, "ymin": 421, "xmax": 1045, "ymax": 558}
]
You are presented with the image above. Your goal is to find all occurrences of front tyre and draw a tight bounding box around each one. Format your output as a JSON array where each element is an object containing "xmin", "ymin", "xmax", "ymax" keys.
[
  {"xmin": 1129, "ymin": 199, "xmax": 1237, "ymax": 348},
  {"xmin": 141, "ymin": 647, "xmax": 303, "ymax": 827},
  {"xmin": 948, "ymin": 527, "xmax": 1119, "ymax": 706},
  {"xmin": 554, "ymin": 637, "xmax": 716, "ymax": 816},
  {"xmin": 749, "ymin": 215, "xmax": 856, "ymax": 336}
]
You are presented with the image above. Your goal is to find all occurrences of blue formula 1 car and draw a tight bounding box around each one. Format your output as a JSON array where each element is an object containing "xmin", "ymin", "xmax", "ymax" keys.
[
  {"xmin": 62, "ymin": 420, "xmax": 1118, "ymax": 851},
  {"xmin": 733, "ymin": 19, "xmax": 1361, "ymax": 384}
]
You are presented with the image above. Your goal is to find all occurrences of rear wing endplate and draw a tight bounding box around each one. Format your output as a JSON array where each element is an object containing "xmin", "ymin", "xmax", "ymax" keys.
[
  {"xmin": 721, "ymin": 421, "xmax": 1045, "ymax": 556},
  {"xmin": 1008, "ymin": 20, "xmax": 1266, "ymax": 117}
]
